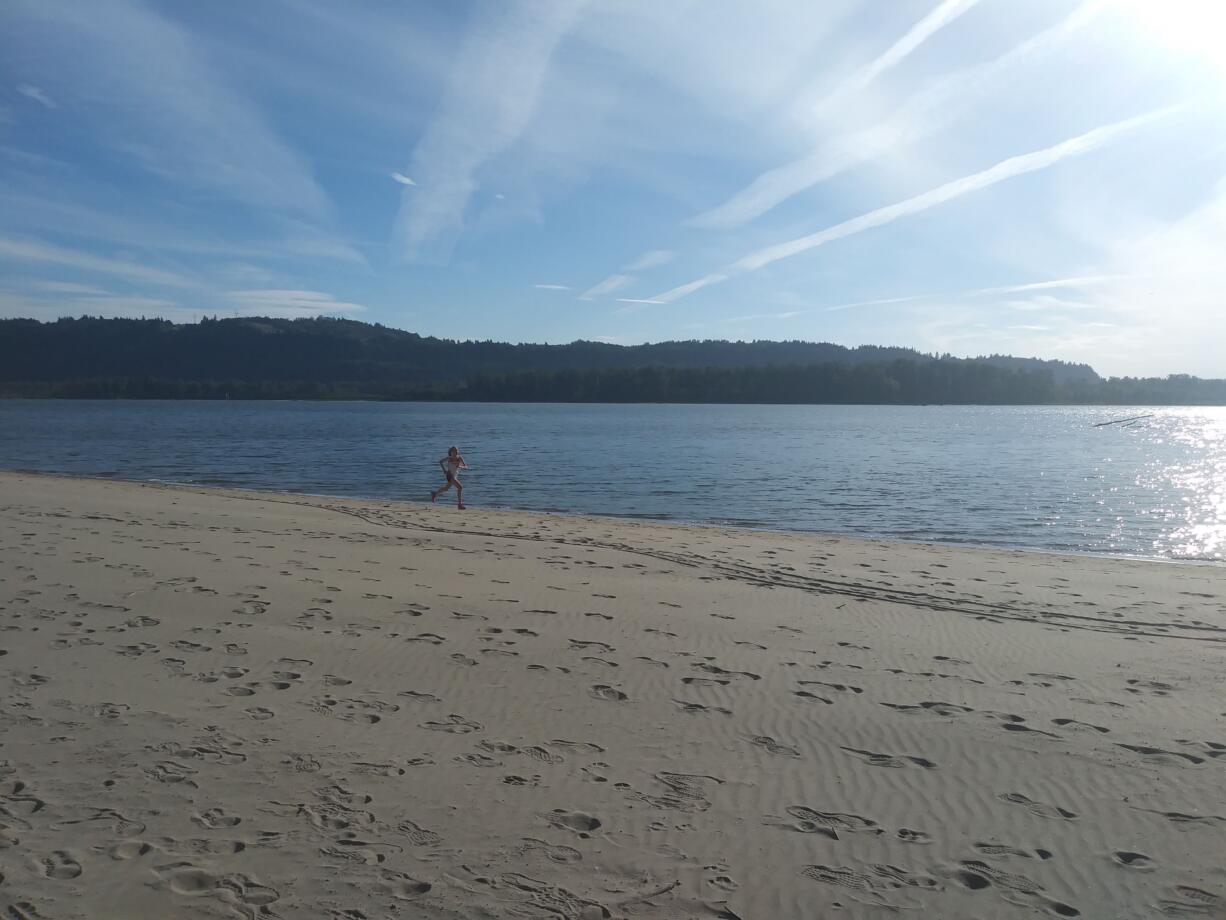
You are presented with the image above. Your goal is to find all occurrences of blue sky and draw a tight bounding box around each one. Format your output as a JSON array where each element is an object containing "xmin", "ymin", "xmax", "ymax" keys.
[{"xmin": 1, "ymin": 0, "xmax": 1224, "ymax": 377}]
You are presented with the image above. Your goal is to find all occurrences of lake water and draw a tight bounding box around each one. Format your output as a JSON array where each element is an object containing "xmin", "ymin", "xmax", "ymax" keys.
[{"xmin": 1, "ymin": 400, "xmax": 1223, "ymax": 562}]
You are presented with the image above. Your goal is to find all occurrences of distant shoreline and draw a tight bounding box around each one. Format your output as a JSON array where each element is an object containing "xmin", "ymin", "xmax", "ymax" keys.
[{"xmin": 4, "ymin": 316, "xmax": 1224, "ymax": 405}]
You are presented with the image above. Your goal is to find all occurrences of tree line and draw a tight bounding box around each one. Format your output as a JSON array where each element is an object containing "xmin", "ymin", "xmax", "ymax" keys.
[
  {"xmin": 3, "ymin": 362, "xmax": 1223, "ymax": 405},
  {"xmin": 1, "ymin": 316, "xmax": 1221, "ymax": 404}
]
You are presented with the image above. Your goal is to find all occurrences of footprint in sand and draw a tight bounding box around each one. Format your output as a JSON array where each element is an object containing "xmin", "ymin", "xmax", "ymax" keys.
[
  {"xmin": 397, "ymin": 818, "xmax": 442, "ymax": 846},
  {"xmin": 1157, "ymin": 886, "xmax": 1220, "ymax": 916},
  {"xmin": 170, "ymin": 640, "xmax": 211, "ymax": 653},
  {"xmin": 799, "ymin": 679, "xmax": 861, "ymax": 694},
  {"xmin": 589, "ymin": 685, "xmax": 628, "ymax": 702},
  {"xmin": 1115, "ymin": 743, "xmax": 1204, "ymax": 765},
  {"xmin": 522, "ymin": 745, "xmax": 563, "ymax": 764},
  {"xmin": 376, "ymin": 871, "xmax": 432, "ymax": 900},
  {"xmin": 160, "ymin": 865, "xmax": 279, "ymax": 907},
  {"xmin": 1052, "ymin": 718, "xmax": 1110, "ymax": 734},
  {"xmin": 1125, "ymin": 679, "xmax": 1177, "ymax": 696},
  {"xmin": 38, "ymin": 850, "xmax": 82, "ymax": 879},
  {"xmin": 350, "ymin": 761, "xmax": 407, "ymax": 776},
  {"xmin": 456, "ymin": 751, "xmax": 504, "ymax": 768},
  {"xmin": 636, "ymin": 656, "xmax": 670, "ymax": 669},
  {"xmin": 1112, "ymin": 851, "xmax": 1153, "ymax": 869},
  {"xmin": 951, "ymin": 859, "xmax": 1079, "ymax": 917},
  {"xmin": 421, "ymin": 714, "xmax": 483, "ymax": 733},
  {"xmin": 765, "ymin": 806, "xmax": 882, "ymax": 840},
  {"xmin": 544, "ymin": 810, "xmax": 601, "ymax": 835},
  {"xmin": 1131, "ymin": 807, "xmax": 1226, "ymax": 827},
  {"xmin": 800, "ymin": 863, "xmax": 936, "ymax": 908},
  {"xmin": 52, "ymin": 808, "xmax": 145, "ymax": 837},
  {"xmin": 569, "ymin": 639, "xmax": 615, "ymax": 653},
  {"xmin": 144, "ymin": 761, "xmax": 198, "ymax": 786},
  {"xmin": 520, "ymin": 837, "xmax": 582, "ymax": 863},
  {"xmin": 115, "ymin": 643, "xmax": 158, "ymax": 658},
  {"xmin": 673, "ymin": 699, "xmax": 732, "ymax": 716},
  {"xmin": 973, "ymin": 842, "xmax": 1053, "ymax": 860},
  {"xmin": 693, "ymin": 663, "xmax": 760, "ymax": 681},
  {"xmin": 192, "ymin": 808, "xmax": 241, "ymax": 828},
  {"xmin": 842, "ymin": 747, "xmax": 936, "ymax": 769},
  {"xmin": 549, "ymin": 739, "xmax": 605, "ymax": 754},
  {"xmin": 749, "ymin": 735, "xmax": 800, "ymax": 757},
  {"xmin": 681, "ymin": 676, "xmax": 728, "ymax": 687},
  {"xmin": 793, "ymin": 690, "xmax": 834, "ymax": 704},
  {"xmin": 998, "ymin": 792, "xmax": 1078, "ymax": 820},
  {"xmin": 109, "ymin": 840, "xmax": 153, "ymax": 860},
  {"xmin": 398, "ymin": 690, "xmax": 441, "ymax": 703}
]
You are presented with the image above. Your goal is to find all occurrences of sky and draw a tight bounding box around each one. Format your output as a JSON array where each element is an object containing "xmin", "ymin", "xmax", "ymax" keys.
[{"xmin": 1, "ymin": 0, "xmax": 1224, "ymax": 377}]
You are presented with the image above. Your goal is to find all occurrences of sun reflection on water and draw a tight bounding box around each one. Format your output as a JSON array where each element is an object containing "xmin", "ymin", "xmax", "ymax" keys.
[{"xmin": 1135, "ymin": 408, "xmax": 1226, "ymax": 560}]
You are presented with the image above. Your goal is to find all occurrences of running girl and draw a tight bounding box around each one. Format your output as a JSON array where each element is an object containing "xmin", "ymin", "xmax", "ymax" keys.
[{"xmin": 431, "ymin": 446, "xmax": 468, "ymax": 509}]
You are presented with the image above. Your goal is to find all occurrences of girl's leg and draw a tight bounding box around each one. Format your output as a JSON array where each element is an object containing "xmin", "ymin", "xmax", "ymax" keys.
[
  {"xmin": 455, "ymin": 482, "xmax": 464, "ymax": 508},
  {"xmin": 432, "ymin": 479, "xmax": 453, "ymax": 501}
]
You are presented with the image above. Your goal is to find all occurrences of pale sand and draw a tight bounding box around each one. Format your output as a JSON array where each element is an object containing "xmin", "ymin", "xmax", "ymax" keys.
[{"xmin": 1, "ymin": 472, "xmax": 1224, "ymax": 920}]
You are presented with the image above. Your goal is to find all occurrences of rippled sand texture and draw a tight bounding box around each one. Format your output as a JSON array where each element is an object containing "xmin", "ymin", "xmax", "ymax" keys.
[{"xmin": 1, "ymin": 471, "xmax": 1223, "ymax": 919}]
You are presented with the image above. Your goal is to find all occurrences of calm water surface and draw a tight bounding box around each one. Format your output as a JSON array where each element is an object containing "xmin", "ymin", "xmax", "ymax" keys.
[{"xmin": 1, "ymin": 401, "xmax": 1223, "ymax": 562}]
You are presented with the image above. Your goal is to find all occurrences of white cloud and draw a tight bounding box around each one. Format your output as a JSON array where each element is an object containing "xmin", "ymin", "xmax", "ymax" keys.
[
  {"xmin": 226, "ymin": 288, "xmax": 366, "ymax": 318},
  {"xmin": 579, "ymin": 273, "xmax": 633, "ymax": 300},
  {"xmin": 8, "ymin": 0, "xmax": 330, "ymax": 218},
  {"xmin": 1054, "ymin": 179, "xmax": 1226, "ymax": 375},
  {"xmin": 719, "ymin": 310, "xmax": 802, "ymax": 323},
  {"xmin": 0, "ymin": 236, "xmax": 191, "ymax": 286},
  {"xmin": 393, "ymin": 0, "xmax": 586, "ymax": 260},
  {"xmin": 621, "ymin": 248, "xmax": 675, "ymax": 271},
  {"xmin": 391, "ymin": 172, "xmax": 416, "ymax": 186},
  {"xmin": 652, "ymin": 104, "xmax": 1183, "ymax": 304},
  {"xmin": 272, "ymin": 218, "xmax": 368, "ymax": 267},
  {"xmin": 814, "ymin": 0, "xmax": 983, "ymax": 117},
  {"xmin": 17, "ymin": 83, "xmax": 58, "ymax": 109},
  {"xmin": 822, "ymin": 294, "xmax": 936, "ymax": 314},
  {"xmin": 968, "ymin": 274, "xmax": 1127, "ymax": 297},
  {"xmin": 648, "ymin": 273, "xmax": 729, "ymax": 305},
  {"xmin": 0, "ymin": 290, "xmax": 196, "ymax": 322},
  {"xmin": 533, "ymin": 283, "xmax": 570, "ymax": 290},
  {"xmin": 27, "ymin": 280, "xmax": 107, "ymax": 295},
  {"xmin": 615, "ymin": 297, "xmax": 664, "ymax": 305},
  {"xmin": 691, "ymin": 2, "xmax": 1105, "ymax": 229}
]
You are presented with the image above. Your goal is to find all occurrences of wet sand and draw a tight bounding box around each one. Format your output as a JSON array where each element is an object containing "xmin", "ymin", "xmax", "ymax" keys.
[{"xmin": 1, "ymin": 471, "xmax": 1223, "ymax": 919}]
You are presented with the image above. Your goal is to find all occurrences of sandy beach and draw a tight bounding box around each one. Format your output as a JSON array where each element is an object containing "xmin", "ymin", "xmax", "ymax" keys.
[{"xmin": 1, "ymin": 471, "xmax": 1223, "ymax": 919}]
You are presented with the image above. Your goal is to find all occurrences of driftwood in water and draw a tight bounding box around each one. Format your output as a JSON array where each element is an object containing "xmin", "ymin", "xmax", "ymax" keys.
[{"xmin": 1093, "ymin": 414, "xmax": 1154, "ymax": 428}]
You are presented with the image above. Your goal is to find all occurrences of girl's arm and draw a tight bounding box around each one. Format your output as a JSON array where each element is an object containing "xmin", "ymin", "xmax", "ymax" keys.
[{"xmin": 459, "ymin": 455, "xmax": 469, "ymax": 469}]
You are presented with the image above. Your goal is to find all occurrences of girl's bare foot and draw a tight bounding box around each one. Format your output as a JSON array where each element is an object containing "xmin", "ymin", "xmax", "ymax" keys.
[{"xmin": 458, "ymin": 503, "xmax": 466, "ymax": 510}]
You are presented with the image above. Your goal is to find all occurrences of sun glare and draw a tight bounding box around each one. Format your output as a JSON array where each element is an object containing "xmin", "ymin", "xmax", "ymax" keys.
[{"xmin": 1118, "ymin": 0, "xmax": 1226, "ymax": 81}]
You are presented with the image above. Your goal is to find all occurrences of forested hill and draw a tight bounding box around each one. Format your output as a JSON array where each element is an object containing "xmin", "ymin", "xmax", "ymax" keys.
[
  {"xmin": 0, "ymin": 315, "xmax": 1096, "ymax": 385},
  {"xmin": 2, "ymin": 315, "xmax": 1222, "ymax": 404}
]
